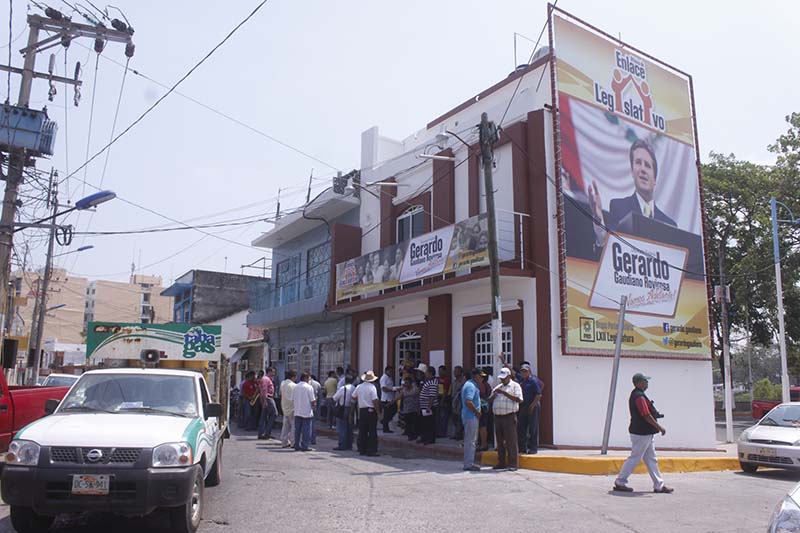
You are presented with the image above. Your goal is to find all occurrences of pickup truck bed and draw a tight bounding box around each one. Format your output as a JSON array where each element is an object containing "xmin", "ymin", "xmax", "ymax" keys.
[{"xmin": 0, "ymin": 383, "xmax": 70, "ymax": 451}]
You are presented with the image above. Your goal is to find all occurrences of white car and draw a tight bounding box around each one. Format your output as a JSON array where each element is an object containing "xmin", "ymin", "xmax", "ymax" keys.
[
  {"xmin": 768, "ymin": 482, "xmax": 800, "ymax": 532},
  {"xmin": 40, "ymin": 373, "xmax": 79, "ymax": 388},
  {"xmin": 1, "ymin": 368, "xmax": 225, "ymax": 533},
  {"xmin": 738, "ymin": 402, "xmax": 800, "ymax": 473}
]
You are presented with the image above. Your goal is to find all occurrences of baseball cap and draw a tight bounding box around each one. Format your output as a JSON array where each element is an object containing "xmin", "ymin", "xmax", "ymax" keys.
[
  {"xmin": 632, "ymin": 372, "xmax": 651, "ymax": 383},
  {"xmin": 498, "ymin": 368, "xmax": 511, "ymax": 379},
  {"xmin": 520, "ymin": 364, "xmax": 532, "ymax": 372}
]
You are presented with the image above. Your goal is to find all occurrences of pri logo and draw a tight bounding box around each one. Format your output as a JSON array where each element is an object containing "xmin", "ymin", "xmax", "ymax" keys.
[{"xmin": 579, "ymin": 317, "xmax": 595, "ymax": 343}]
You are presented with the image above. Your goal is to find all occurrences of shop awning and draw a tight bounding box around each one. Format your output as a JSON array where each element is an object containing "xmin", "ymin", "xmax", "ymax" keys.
[{"xmin": 229, "ymin": 347, "xmax": 249, "ymax": 363}]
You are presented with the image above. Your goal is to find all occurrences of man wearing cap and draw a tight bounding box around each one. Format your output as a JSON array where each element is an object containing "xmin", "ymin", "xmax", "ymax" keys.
[
  {"xmin": 461, "ymin": 367, "xmax": 483, "ymax": 471},
  {"xmin": 352, "ymin": 370, "xmax": 382, "ymax": 457},
  {"xmin": 613, "ymin": 373, "xmax": 674, "ymax": 494},
  {"xmin": 490, "ymin": 367, "xmax": 523, "ymax": 470},
  {"xmin": 517, "ymin": 364, "xmax": 543, "ymax": 454}
]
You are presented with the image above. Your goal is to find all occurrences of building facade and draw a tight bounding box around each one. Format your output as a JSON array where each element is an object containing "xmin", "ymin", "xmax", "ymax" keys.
[
  {"xmin": 326, "ymin": 51, "xmax": 715, "ymax": 449},
  {"xmin": 248, "ymin": 187, "xmax": 359, "ymax": 381},
  {"xmin": 84, "ymin": 274, "xmax": 173, "ymax": 329}
]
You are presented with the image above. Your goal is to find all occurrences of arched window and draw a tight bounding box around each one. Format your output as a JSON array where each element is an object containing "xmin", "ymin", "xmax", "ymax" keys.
[
  {"xmin": 395, "ymin": 330, "xmax": 422, "ymax": 369},
  {"xmin": 286, "ymin": 347, "xmax": 298, "ymax": 373},
  {"xmin": 396, "ymin": 205, "xmax": 425, "ymax": 243},
  {"xmin": 474, "ymin": 322, "xmax": 512, "ymax": 368}
]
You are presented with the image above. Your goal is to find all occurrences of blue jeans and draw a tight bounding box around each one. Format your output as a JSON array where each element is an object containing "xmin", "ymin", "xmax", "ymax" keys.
[
  {"xmin": 336, "ymin": 407, "xmax": 353, "ymax": 449},
  {"xmin": 294, "ymin": 416, "xmax": 313, "ymax": 451},
  {"xmin": 258, "ymin": 398, "xmax": 277, "ymax": 437},
  {"xmin": 310, "ymin": 406, "xmax": 317, "ymax": 444},
  {"xmin": 463, "ymin": 417, "xmax": 479, "ymax": 467},
  {"xmin": 243, "ymin": 400, "xmax": 256, "ymax": 430}
]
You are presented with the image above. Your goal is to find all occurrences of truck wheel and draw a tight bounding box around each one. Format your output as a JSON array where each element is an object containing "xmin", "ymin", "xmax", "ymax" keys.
[
  {"xmin": 740, "ymin": 461, "xmax": 758, "ymax": 474},
  {"xmin": 10, "ymin": 506, "xmax": 55, "ymax": 532},
  {"xmin": 169, "ymin": 467, "xmax": 204, "ymax": 533},
  {"xmin": 205, "ymin": 439, "xmax": 223, "ymax": 487}
]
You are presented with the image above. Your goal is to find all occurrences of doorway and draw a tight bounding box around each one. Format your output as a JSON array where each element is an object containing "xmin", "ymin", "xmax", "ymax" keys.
[{"xmin": 395, "ymin": 330, "xmax": 422, "ymax": 370}]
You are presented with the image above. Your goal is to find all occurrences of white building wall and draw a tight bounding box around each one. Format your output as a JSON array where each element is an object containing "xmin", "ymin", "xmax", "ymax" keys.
[
  {"xmin": 358, "ymin": 320, "xmax": 374, "ymax": 372},
  {"xmin": 210, "ymin": 310, "xmax": 249, "ymax": 358}
]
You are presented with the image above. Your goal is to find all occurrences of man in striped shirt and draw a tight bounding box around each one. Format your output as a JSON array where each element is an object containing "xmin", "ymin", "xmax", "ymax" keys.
[
  {"xmin": 419, "ymin": 365, "xmax": 439, "ymax": 445},
  {"xmin": 490, "ymin": 367, "xmax": 523, "ymax": 470}
]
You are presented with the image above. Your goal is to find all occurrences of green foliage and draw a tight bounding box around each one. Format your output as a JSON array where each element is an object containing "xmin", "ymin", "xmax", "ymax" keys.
[
  {"xmin": 752, "ymin": 378, "xmax": 782, "ymax": 401},
  {"xmin": 703, "ymin": 113, "xmax": 800, "ymax": 380}
]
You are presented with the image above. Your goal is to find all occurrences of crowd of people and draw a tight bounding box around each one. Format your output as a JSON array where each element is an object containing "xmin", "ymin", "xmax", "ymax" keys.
[{"xmin": 231, "ymin": 357, "xmax": 544, "ymax": 470}]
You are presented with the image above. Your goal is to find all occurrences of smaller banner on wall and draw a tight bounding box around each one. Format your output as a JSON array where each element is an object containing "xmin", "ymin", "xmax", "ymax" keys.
[
  {"xmin": 87, "ymin": 322, "xmax": 223, "ymax": 362},
  {"xmin": 336, "ymin": 212, "xmax": 511, "ymax": 300}
]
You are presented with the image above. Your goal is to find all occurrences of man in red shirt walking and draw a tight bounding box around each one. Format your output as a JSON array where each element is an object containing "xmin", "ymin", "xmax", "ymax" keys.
[
  {"xmin": 241, "ymin": 371, "xmax": 259, "ymax": 431},
  {"xmin": 613, "ymin": 373, "xmax": 674, "ymax": 494}
]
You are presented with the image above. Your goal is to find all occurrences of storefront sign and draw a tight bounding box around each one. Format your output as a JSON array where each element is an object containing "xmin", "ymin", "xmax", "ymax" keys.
[
  {"xmin": 552, "ymin": 12, "xmax": 710, "ymax": 358},
  {"xmin": 87, "ymin": 322, "xmax": 223, "ymax": 362}
]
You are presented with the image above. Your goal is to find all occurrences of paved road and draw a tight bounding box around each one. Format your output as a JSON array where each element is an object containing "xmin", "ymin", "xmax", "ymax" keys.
[{"xmin": 0, "ymin": 427, "xmax": 797, "ymax": 532}]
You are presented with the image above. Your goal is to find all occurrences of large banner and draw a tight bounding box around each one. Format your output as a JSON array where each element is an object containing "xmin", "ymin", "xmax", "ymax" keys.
[
  {"xmin": 336, "ymin": 213, "xmax": 511, "ymax": 300},
  {"xmin": 552, "ymin": 12, "xmax": 710, "ymax": 358},
  {"xmin": 87, "ymin": 322, "xmax": 223, "ymax": 362}
]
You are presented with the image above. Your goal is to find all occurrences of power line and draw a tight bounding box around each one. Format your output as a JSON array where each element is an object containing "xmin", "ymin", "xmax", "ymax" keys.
[
  {"xmin": 57, "ymin": 0, "xmax": 272, "ymax": 188},
  {"xmin": 498, "ymin": 0, "xmax": 555, "ymax": 128},
  {"xmin": 69, "ymin": 40, "xmax": 341, "ymax": 173},
  {"xmin": 6, "ymin": 0, "xmax": 12, "ymax": 102}
]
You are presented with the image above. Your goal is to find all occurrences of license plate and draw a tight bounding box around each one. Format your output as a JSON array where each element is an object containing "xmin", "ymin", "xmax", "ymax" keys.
[
  {"xmin": 71, "ymin": 474, "xmax": 110, "ymax": 495},
  {"xmin": 759, "ymin": 447, "xmax": 777, "ymax": 457}
]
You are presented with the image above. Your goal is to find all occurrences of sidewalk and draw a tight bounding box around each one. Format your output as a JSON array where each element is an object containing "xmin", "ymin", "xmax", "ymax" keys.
[{"xmin": 314, "ymin": 420, "xmax": 741, "ymax": 475}]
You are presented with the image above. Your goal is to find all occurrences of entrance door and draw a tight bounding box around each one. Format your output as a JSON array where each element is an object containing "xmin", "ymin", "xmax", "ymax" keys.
[{"xmin": 395, "ymin": 331, "xmax": 422, "ymax": 370}]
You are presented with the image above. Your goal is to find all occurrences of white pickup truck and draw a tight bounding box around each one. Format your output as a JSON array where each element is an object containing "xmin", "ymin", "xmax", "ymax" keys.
[{"xmin": 1, "ymin": 368, "xmax": 225, "ymax": 533}]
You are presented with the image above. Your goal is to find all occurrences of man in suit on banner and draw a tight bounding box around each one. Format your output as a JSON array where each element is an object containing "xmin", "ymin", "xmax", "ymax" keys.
[{"xmin": 589, "ymin": 139, "xmax": 676, "ymax": 247}]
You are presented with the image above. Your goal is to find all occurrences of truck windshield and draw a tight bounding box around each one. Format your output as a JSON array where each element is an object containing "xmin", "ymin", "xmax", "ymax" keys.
[
  {"xmin": 60, "ymin": 374, "xmax": 198, "ymax": 417},
  {"xmin": 760, "ymin": 404, "xmax": 800, "ymax": 428}
]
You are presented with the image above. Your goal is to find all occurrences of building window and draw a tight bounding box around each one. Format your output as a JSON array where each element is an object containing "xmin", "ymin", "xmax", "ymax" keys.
[
  {"xmin": 474, "ymin": 322, "xmax": 512, "ymax": 368},
  {"xmin": 396, "ymin": 205, "xmax": 425, "ymax": 243},
  {"xmin": 319, "ymin": 341, "xmax": 344, "ymax": 378},
  {"xmin": 142, "ymin": 292, "xmax": 151, "ymax": 303},
  {"xmin": 306, "ymin": 243, "xmax": 331, "ymax": 299},
  {"xmin": 300, "ymin": 345, "xmax": 316, "ymax": 377},
  {"xmin": 395, "ymin": 330, "xmax": 422, "ymax": 369},
  {"xmin": 274, "ymin": 255, "xmax": 300, "ymax": 305},
  {"xmin": 286, "ymin": 347, "xmax": 298, "ymax": 374}
]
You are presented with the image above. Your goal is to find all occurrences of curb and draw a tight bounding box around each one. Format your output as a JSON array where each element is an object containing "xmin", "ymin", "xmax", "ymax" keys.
[{"xmin": 479, "ymin": 451, "xmax": 741, "ymax": 475}]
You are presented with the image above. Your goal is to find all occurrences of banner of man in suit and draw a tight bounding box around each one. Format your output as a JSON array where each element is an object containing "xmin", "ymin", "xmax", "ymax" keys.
[{"xmin": 552, "ymin": 13, "xmax": 711, "ymax": 358}]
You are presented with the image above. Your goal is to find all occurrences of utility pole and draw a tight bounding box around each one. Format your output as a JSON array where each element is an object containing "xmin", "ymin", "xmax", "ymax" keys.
[
  {"xmin": 28, "ymin": 169, "xmax": 57, "ymax": 385},
  {"xmin": 0, "ymin": 11, "xmax": 133, "ymax": 357},
  {"xmin": 479, "ymin": 112, "xmax": 503, "ymax": 372},
  {"xmin": 0, "ymin": 23, "xmax": 42, "ymax": 350},
  {"xmin": 718, "ymin": 240, "xmax": 734, "ymax": 443},
  {"xmin": 770, "ymin": 197, "xmax": 792, "ymax": 404}
]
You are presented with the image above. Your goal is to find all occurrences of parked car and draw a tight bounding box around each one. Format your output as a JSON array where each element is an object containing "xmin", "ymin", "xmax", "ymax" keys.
[
  {"xmin": 40, "ymin": 373, "xmax": 79, "ymax": 388},
  {"xmin": 0, "ymin": 372, "xmax": 70, "ymax": 452},
  {"xmin": 767, "ymin": 481, "xmax": 800, "ymax": 532},
  {"xmin": 1, "ymin": 368, "xmax": 226, "ymax": 533},
  {"xmin": 752, "ymin": 387, "xmax": 800, "ymax": 419},
  {"xmin": 738, "ymin": 403, "xmax": 800, "ymax": 473}
]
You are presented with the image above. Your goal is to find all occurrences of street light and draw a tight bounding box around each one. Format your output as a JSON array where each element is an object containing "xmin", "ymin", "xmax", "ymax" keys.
[
  {"xmin": 13, "ymin": 190, "xmax": 116, "ymax": 233},
  {"xmin": 770, "ymin": 197, "xmax": 800, "ymax": 404},
  {"xmin": 53, "ymin": 245, "xmax": 94, "ymax": 258}
]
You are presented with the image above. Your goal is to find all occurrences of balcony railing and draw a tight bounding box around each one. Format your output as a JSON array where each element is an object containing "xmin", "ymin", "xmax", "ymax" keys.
[{"xmin": 250, "ymin": 270, "xmax": 330, "ymax": 312}]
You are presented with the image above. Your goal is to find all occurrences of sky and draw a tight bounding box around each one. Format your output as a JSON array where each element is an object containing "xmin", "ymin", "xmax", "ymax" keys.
[{"xmin": 1, "ymin": 0, "xmax": 798, "ymax": 286}]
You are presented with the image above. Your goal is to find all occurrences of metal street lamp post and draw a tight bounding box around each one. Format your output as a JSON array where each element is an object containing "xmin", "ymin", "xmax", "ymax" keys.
[{"xmin": 770, "ymin": 197, "xmax": 800, "ymax": 404}]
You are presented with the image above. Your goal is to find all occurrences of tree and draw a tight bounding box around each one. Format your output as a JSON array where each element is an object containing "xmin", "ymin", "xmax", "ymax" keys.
[{"xmin": 703, "ymin": 113, "xmax": 800, "ymax": 380}]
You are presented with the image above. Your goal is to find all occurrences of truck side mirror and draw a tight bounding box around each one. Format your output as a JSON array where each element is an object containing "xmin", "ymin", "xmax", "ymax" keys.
[
  {"xmin": 44, "ymin": 399, "xmax": 60, "ymax": 415},
  {"xmin": 205, "ymin": 403, "xmax": 222, "ymax": 420}
]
